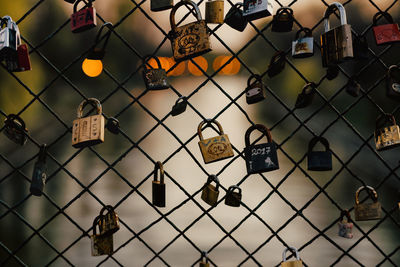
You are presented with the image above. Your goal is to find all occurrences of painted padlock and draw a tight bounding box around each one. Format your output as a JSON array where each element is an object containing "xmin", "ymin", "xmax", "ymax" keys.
[
  {"xmin": 201, "ymin": 175, "xmax": 220, "ymax": 206},
  {"xmin": 354, "ymin": 185, "xmax": 382, "ymax": 221},
  {"xmin": 338, "ymin": 209, "xmax": 353, "ymax": 239},
  {"xmin": 372, "ymin": 11, "xmax": 400, "ymax": 45},
  {"xmin": 307, "ymin": 136, "xmax": 332, "ymax": 171},
  {"xmin": 71, "ymin": 0, "xmax": 97, "ymax": 33}
]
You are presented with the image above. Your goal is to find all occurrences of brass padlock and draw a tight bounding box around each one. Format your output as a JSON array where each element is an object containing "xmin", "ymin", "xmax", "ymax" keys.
[
  {"xmin": 91, "ymin": 215, "xmax": 113, "ymax": 256},
  {"xmin": 354, "ymin": 185, "xmax": 382, "ymax": 221},
  {"xmin": 281, "ymin": 246, "xmax": 303, "ymax": 267},
  {"xmin": 338, "ymin": 210, "xmax": 353, "ymax": 239},
  {"xmin": 99, "ymin": 205, "xmax": 120, "ymax": 236},
  {"xmin": 374, "ymin": 113, "xmax": 400, "ymax": 151},
  {"xmin": 3, "ymin": 114, "xmax": 28, "ymax": 145},
  {"xmin": 199, "ymin": 251, "xmax": 210, "ymax": 267},
  {"xmin": 246, "ymin": 74, "xmax": 265, "ymax": 104},
  {"xmin": 201, "ymin": 175, "xmax": 220, "ymax": 206},
  {"xmin": 205, "ymin": 0, "xmax": 224, "ymax": 24},
  {"xmin": 151, "ymin": 0, "xmax": 174, "ymax": 12},
  {"xmin": 152, "ymin": 161, "xmax": 166, "ymax": 207},
  {"xmin": 224, "ymin": 185, "xmax": 242, "ymax": 207},
  {"xmin": 295, "ymin": 82, "xmax": 316, "ymax": 109},
  {"xmin": 72, "ymin": 98, "xmax": 105, "ymax": 148},
  {"xmin": 197, "ymin": 119, "xmax": 234, "ymax": 164},
  {"xmin": 169, "ymin": 0, "xmax": 211, "ymax": 62},
  {"xmin": 142, "ymin": 55, "xmax": 169, "ymax": 90}
]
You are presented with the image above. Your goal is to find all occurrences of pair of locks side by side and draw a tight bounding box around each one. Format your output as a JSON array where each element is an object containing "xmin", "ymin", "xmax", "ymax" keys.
[
  {"xmin": 91, "ymin": 206, "xmax": 120, "ymax": 256},
  {"xmin": 201, "ymin": 175, "xmax": 242, "ymax": 207}
]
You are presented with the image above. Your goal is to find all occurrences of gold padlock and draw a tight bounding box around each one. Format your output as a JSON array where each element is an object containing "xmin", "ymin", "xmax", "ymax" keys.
[
  {"xmin": 374, "ymin": 113, "xmax": 400, "ymax": 151},
  {"xmin": 205, "ymin": 0, "xmax": 224, "ymax": 24},
  {"xmin": 281, "ymin": 246, "xmax": 303, "ymax": 267},
  {"xmin": 72, "ymin": 98, "xmax": 105, "ymax": 148},
  {"xmin": 199, "ymin": 251, "xmax": 210, "ymax": 267},
  {"xmin": 91, "ymin": 215, "xmax": 113, "ymax": 256},
  {"xmin": 354, "ymin": 185, "xmax": 382, "ymax": 221},
  {"xmin": 201, "ymin": 175, "xmax": 220, "ymax": 206},
  {"xmin": 99, "ymin": 205, "xmax": 120, "ymax": 236},
  {"xmin": 197, "ymin": 119, "xmax": 234, "ymax": 164}
]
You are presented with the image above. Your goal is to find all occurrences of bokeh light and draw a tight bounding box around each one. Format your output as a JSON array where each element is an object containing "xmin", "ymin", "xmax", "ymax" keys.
[
  {"xmin": 188, "ymin": 56, "xmax": 208, "ymax": 76},
  {"xmin": 82, "ymin": 58, "xmax": 103, "ymax": 77}
]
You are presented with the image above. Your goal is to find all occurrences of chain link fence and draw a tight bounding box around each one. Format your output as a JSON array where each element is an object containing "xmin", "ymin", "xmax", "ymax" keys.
[{"xmin": 0, "ymin": 0, "xmax": 399, "ymax": 266}]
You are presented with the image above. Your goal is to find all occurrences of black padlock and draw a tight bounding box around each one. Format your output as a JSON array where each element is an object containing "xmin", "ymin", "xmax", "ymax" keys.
[
  {"xmin": 152, "ymin": 161, "xmax": 166, "ymax": 207},
  {"xmin": 244, "ymin": 124, "xmax": 279, "ymax": 174},
  {"xmin": 224, "ymin": 3, "xmax": 248, "ymax": 32},
  {"xmin": 246, "ymin": 74, "xmax": 265, "ymax": 104},
  {"xmin": 346, "ymin": 76, "xmax": 361, "ymax": 97},
  {"xmin": 64, "ymin": 0, "xmax": 76, "ymax": 3},
  {"xmin": 171, "ymin": 96, "xmax": 187, "ymax": 116},
  {"xmin": 326, "ymin": 65, "xmax": 339, "ymax": 80},
  {"xmin": 30, "ymin": 144, "xmax": 48, "ymax": 196},
  {"xmin": 386, "ymin": 65, "xmax": 400, "ymax": 100},
  {"xmin": 295, "ymin": 82, "xmax": 316, "ymax": 109},
  {"xmin": 3, "ymin": 114, "xmax": 28, "ymax": 145},
  {"xmin": 271, "ymin": 7, "xmax": 294, "ymax": 32},
  {"xmin": 224, "ymin": 185, "xmax": 242, "ymax": 207},
  {"xmin": 267, "ymin": 51, "xmax": 286, "ymax": 78},
  {"xmin": 106, "ymin": 117, "xmax": 120, "ymax": 134},
  {"xmin": 307, "ymin": 136, "xmax": 332, "ymax": 171},
  {"xmin": 353, "ymin": 35, "xmax": 369, "ymax": 60}
]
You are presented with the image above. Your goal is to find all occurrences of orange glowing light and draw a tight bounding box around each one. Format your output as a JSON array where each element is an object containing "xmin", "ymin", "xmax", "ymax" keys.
[
  {"xmin": 82, "ymin": 58, "xmax": 103, "ymax": 77},
  {"xmin": 188, "ymin": 56, "xmax": 208, "ymax": 76},
  {"xmin": 212, "ymin": 55, "xmax": 225, "ymax": 75},
  {"xmin": 167, "ymin": 57, "xmax": 186, "ymax": 76}
]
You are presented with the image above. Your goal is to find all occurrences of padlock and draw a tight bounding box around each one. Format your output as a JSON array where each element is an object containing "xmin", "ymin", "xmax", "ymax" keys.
[
  {"xmin": 244, "ymin": 124, "xmax": 279, "ymax": 174},
  {"xmin": 295, "ymin": 82, "xmax": 316, "ymax": 109},
  {"xmin": 245, "ymin": 74, "xmax": 265, "ymax": 104},
  {"xmin": 374, "ymin": 113, "xmax": 400, "ymax": 151},
  {"xmin": 354, "ymin": 185, "xmax": 382, "ymax": 221},
  {"xmin": 171, "ymin": 96, "xmax": 188, "ymax": 116},
  {"xmin": 7, "ymin": 21, "xmax": 32, "ymax": 72},
  {"xmin": 72, "ymin": 98, "xmax": 105, "ymax": 148},
  {"xmin": 151, "ymin": 0, "xmax": 174, "ymax": 12},
  {"xmin": 292, "ymin": 28, "xmax": 314, "ymax": 58},
  {"xmin": 243, "ymin": 0, "xmax": 273, "ymax": 22},
  {"xmin": 281, "ymin": 246, "xmax": 303, "ymax": 267},
  {"xmin": 99, "ymin": 205, "xmax": 120, "ymax": 236},
  {"xmin": 326, "ymin": 65, "xmax": 339, "ymax": 80},
  {"xmin": 338, "ymin": 210, "xmax": 353, "ymax": 239},
  {"xmin": 201, "ymin": 175, "xmax": 220, "ymax": 206},
  {"xmin": 199, "ymin": 251, "xmax": 210, "ymax": 267},
  {"xmin": 205, "ymin": 0, "xmax": 224, "ymax": 24},
  {"xmin": 152, "ymin": 161, "xmax": 166, "ymax": 207},
  {"xmin": 169, "ymin": 0, "xmax": 211, "ymax": 62},
  {"xmin": 0, "ymin": 16, "xmax": 18, "ymax": 59},
  {"xmin": 320, "ymin": 2, "xmax": 353, "ymax": 67},
  {"xmin": 3, "ymin": 114, "xmax": 28, "ymax": 145},
  {"xmin": 91, "ymin": 215, "xmax": 113, "ymax": 256},
  {"xmin": 142, "ymin": 55, "xmax": 169, "ymax": 90},
  {"xmin": 30, "ymin": 144, "xmax": 48, "ymax": 197},
  {"xmin": 267, "ymin": 51, "xmax": 286, "ymax": 78},
  {"xmin": 224, "ymin": 3, "xmax": 248, "ymax": 32},
  {"xmin": 71, "ymin": 0, "xmax": 97, "ymax": 33},
  {"xmin": 372, "ymin": 11, "xmax": 400, "ymax": 46},
  {"xmin": 353, "ymin": 35, "xmax": 369, "ymax": 60},
  {"xmin": 345, "ymin": 76, "xmax": 361, "ymax": 97},
  {"xmin": 224, "ymin": 185, "xmax": 242, "ymax": 207},
  {"xmin": 271, "ymin": 7, "xmax": 294, "ymax": 32},
  {"xmin": 307, "ymin": 136, "xmax": 332, "ymax": 171},
  {"xmin": 197, "ymin": 119, "xmax": 234, "ymax": 164},
  {"xmin": 106, "ymin": 117, "xmax": 120, "ymax": 134},
  {"xmin": 64, "ymin": 0, "xmax": 76, "ymax": 3},
  {"xmin": 386, "ymin": 65, "xmax": 400, "ymax": 100}
]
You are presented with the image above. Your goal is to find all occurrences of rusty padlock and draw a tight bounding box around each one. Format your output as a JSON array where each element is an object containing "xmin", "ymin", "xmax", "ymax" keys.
[
  {"xmin": 245, "ymin": 74, "xmax": 265, "ymax": 104},
  {"xmin": 71, "ymin": 0, "xmax": 97, "ymax": 33},
  {"xmin": 338, "ymin": 209, "xmax": 353, "ymax": 239},
  {"xmin": 99, "ymin": 205, "xmax": 120, "ymax": 236},
  {"xmin": 205, "ymin": 0, "xmax": 224, "ymax": 24},
  {"xmin": 354, "ymin": 185, "xmax": 382, "ymax": 221},
  {"xmin": 142, "ymin": 55, "xmax": 169, "ymax": 90},
  {"xmin": 374, "ymin": 113, "xmax": 400, "ymax": 151},
  {"xmin": 224, "ymin": 185, "xmax": 242, "ymax": 207},
  {"xmin": 372, "ymin": 11, "xmax": 400, "ymax": 46},
  {"xmin": 3, "ymin": 114, "xmax": 28, "ymax": 145},
  {"xmin": 271, "ymin": 7, "xmax": 294, "ymax": 32},
  {"xmin": 152, "ymin": 161, "xmax": 166, "ymax": 207},
  {"xmin": 91, "ymin": 215, "xmax": 113, "ymax": 256},
  {"xmin": 201, "ymin": 175, "xmax": 220, "ymax": 206}
]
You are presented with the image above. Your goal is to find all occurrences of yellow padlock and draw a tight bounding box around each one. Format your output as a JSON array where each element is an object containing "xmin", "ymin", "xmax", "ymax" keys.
[{"xmin": 281, "ymin": 246, "xmax": 303, "ymax": 267}]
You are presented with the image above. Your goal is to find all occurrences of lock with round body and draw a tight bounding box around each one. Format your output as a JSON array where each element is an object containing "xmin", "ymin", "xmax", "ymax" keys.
[
  {"xmin": 71, "ymin": 0, "xmax": 97, "ymax": 33},
  {"xmin": 243, "ymin": 0, "xmax": 273, "ymax": 21},
  {"xmin": 152, "ymin": 161, "xmax": 166, "ymax": 207},
  {"xmin": 267, "ymin": 51, "xmax": 286, "ymax": 78},
  {"xmin": 171, "ymin": 96, "xmax": 188, "ymax": 116},
  {"xmin": 3, "ymin": 114, "xmax": 28, "ymax": 145},
  {"xmin": 197, "ymin": 119, "xmax": 234, "ymax": 164},
  {"xmin": 169, "ymin": 0, "xmax": 211, "ymax": 62},
  {"xmin": 72, "ymin": 98, "xmax": 105, "ymax": 148},
  {"xmin": 307, "ymin": 136, "xmax": 332, "ymax": 171},
  {"xmin": 295, "ymin": 82, "xmax": 316, "ymax": 109},
  {"xmin": 205, "ymin": 0, "xmax": 224, "ymax": 24},
  {"xmin": 372, "ymin": 11, "xmax": 400, "ymax": 45},
  {"xmin": 0, "ymin": 16, "xmax": 18, "ymax": 60},
  {"xmin": 91, "ymin": 215, "xmax": 113, "ymax": 256},
  {"xmin": 99, "ymin": 205, "xmax": 120, "ymax": 236},
  {"xmin": 244, "ymin": 124, "xmax": 279, "ymax": 174},
  {"xmin": 338, "ymin": 209, "xmax": 353, "ymax": 239},
  {"xmin": 30, "ymin": 144, "xmax": 48, "ymax": 197},
  {"xmin": 281, "ymin": 246, "xmax": 303, "ymax": 267},
  {"xmin": 320, "ymin": 2, "xmax": 353, "ymax": 67},
  {"xmin": 246, "ymin": 74, "xmax": 265, "ymax": 104},
  {"xmin": 201, "ymin": 175, "xmax": 220, "ymax": 206},
  {"xmin": 199, "ymin": 251, "xmax": 210, "ymax": 267},
  {"xmin": 224, "ymin": 185, "xmax": 242, "ymax": 207},
  {"xmin": 271, "ymin": 7, "xmax": 294, "ymax": 32},
  {"xmin": 224, "ymin": 3, "xmax": 248, "ymax": 32},
  {"xmin": 386, "ymin": 65, "xmax": 400, "ymax": 100},
  {"xmin": 374, "ymin": 113, "xmax": 400, "ymax": 151},
  {"xmin": 292, "ymin": 28, "xmax": 314, "ymax": 58},
  {"xmin": 142, "ymin": 55, "xmax": 169, "ymax": 90},
  {"xmin": 346, "ymin": 76, "xmax": 361, "ymax": 97},
  {"xmin": 354, "ymin": 185, "xmax": 382, "ymax": 221},
  {"xmin": 151, "ymin": 0, "xmax": 174, "ymax": 12}
]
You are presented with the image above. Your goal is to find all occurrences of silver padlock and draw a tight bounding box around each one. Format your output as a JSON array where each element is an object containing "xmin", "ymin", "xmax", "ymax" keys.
[
  {"xmin": 0, "ymin": 16, "xmax": 18, "ymax": 61},
  {"xmin": 292, "ymin": 28, "xmax": 314, "ymax": 58}
]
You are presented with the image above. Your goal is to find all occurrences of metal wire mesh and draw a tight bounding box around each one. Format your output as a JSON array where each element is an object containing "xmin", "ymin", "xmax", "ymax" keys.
[{"xmin": 0, "ymin": 0, "xmax": 399, "ymax": 266}]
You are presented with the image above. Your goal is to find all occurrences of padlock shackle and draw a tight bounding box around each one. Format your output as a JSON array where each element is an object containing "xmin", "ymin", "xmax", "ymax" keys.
[
  {"xmin": 295, "ymin": 27, "xmax": 312, "ymax": 39},
  {"xmin": 197, "ymin": 119, "xmax": 224, "ymax": 141},
  {"xmin": 206, "ymin": 174, "xmax": 219, "ymax": 189},
  {"xmin": 100, "ymin": 205, "xmax": 115, "ymax": 216},
  {"xmin": 302, "ymin": 82, "xmax": 316, "ymax": 95},
  {"xmin": 175, "ymin": 96, "xmax": 187, "ymax": 104},
  {"xmin": 247, "ymin": 74, "xmax": 262, "ymax": 87},
  {"xmin": 245, "ymin": 124, "xmax": 273, "ymax": 147},
  {"xmin": 170, "ymin": 0, "xmax": 202, "ymax": 31},
  {"xmin": 388, "ymin": 65, "xmax": 400, "ymax": 76},
  {"xmin": 375, "ymin": 113, "xmax": 396, "ymax": 130},
  {"xmin": 5, "ymin": 114, "xmax": 27, "ymax": 131},
  {"xmin": 143, "ymin": 55, "xmax": 162, "ymax": 70},
  {"xmin": 228, "ymin": 185, "xmax": 241, "ymax": 194},
  {"xmin": 324, "ymin": 2, "xmax": 347, "ymax": 32},
  {"xmin": 339, "ymin": 209, "xmax": 351, "ymax": 222},
  {"xmin": 200, "ymin": 251, "xmax": 209, "ymax": 263},
  {"xmin": 308, "ymin": 136, "xmax": 330, "ymax": 152},
  {"xmin": 355, "ymin": 185, "xmax": 378, "ymax": 205},
  {"xmin": 276, "ymin": 7, "xmax": 293, "ymax": 17},
  {"xmin": 74, "ymin": 0, "xmax": 93, "ymax": 13},
  {"xmin": 373, "ymin": 11, "xmax": 394, "ymax": 26},
  {"xmin": 77, "ymin": 98, "xmax": 102, "ymax": 118},
  {"xmin": 92, "ymin": 215, "xmax": 103, "ymax": 235},
  {"xmin": 282, "ymin": 246, "xmax": 300, "ymax": 261},
  {"xmin": 154, "ymin": 161, "xmax": 164, "ymax": 183},
  {"xmin": 94, "ymin": 22, "xmax": 113, "ymax": 52}
]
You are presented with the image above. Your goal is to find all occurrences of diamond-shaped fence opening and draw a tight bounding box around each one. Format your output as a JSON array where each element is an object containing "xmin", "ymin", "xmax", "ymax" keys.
[{"xmin": 0, "ymin": 0, "xmax": 400, "ymax": 266}]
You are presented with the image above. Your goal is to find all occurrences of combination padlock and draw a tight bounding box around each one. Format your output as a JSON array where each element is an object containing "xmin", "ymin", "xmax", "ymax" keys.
[
  {"xmin": 224, "ymin": 3, "xmax": 248, "ymax": 32},
  {"xmin": 281, "ymin": 246, "xmax": 303, "ymax": 267},
  {"xmin": 171, "ymin": 96, "xmax": 187, "ymax": 116},
  {"xmin": 99, "ymin": 205, "xmax": 120, "ymax": 236},
  {"xmin": 142, "ymin": 55, "xmax": 169, "ymax": 90},
  {"xmin": 345, "ymin": 76, "xmax": 361, "ymax": 97},
  {"xmin": 151, "ymin": 0, "xmax": 174, "ymax": 12},
  {"xmin": 267, "ymin": 50, "xmax": 286, "ymax": 78},
  {"xmin": 374, "ymin": 113, "xmax": 400, "ymax": 151},
  {"xmin": 152, "ymin": 161, "xmax": 166, "ymax": 207},
  {"xmin": 224, "ymin": 185, "xmax": 242, "ymax": 207},
  {"xmin": 338, "ymin": 209, "xmax": 353, "ymax": 239},
  {"xmin": 271, "ymin": 7, "xmax": 294, "ymax": 32},
  {"xmin": 201, "ymin": 175, "xmax": 220, "ymax": 206},
  {"xmin": 71, "ymin": 0, "xmax": 97, "ymax": 33},
  {"xmin": 386, "ymin": 65, "xmax": 400, "ymax": 100},
  {"xmin": 30, "ymin": 144, "xmax": 48, "ymax": 196},
  {"xmin": 91, "ymin": 215, "xmax": 113, "ymax": 256},
  {"xmin": 295, "ymin": 82, "xmax": 316, "ymax": 109},
  {"xmin": 205, "ymin": 0, "xmax": 224, "ymax": 24},
  {"xmin": 307, "ymin": 136, "xmax": 332, "ymax": 171},
  {"xmin": 292, "ymin": 28, "xmax": 314, "ymax": 58},
  {"xmin": 3, "ymin": 114, "xmax": 28, "ymax": 145},
  {"xmin": 354, "ymin": 185, "xmax": 382, "ymax": 221},
  {"xmin": 372, "ymin": 11, "xmax": 400, "ymax": 46},
  {"xmin": 245, "ymin": 74, "xmax": 265, "ymax": 104}
]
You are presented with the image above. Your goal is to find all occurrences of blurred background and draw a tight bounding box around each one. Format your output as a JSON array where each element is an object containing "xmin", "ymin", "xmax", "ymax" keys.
[{"xmin": 0, "ymin": 0, "xmax": 399, "ymax": 266}]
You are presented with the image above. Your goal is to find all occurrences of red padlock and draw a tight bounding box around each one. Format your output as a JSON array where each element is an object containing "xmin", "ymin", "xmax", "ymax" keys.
[
  {"xmin": 372, "ymin": 11, "xmax": 400, "ymax": 45},
  {"xmin": 71, "ymin": 0, "xmax": 97, "ymax": 33},
  {"xmin": 16, "ymin": 44, "xmax": 31, "ymax": 71}
]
